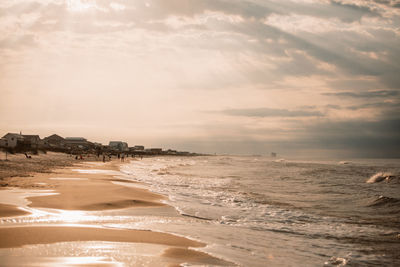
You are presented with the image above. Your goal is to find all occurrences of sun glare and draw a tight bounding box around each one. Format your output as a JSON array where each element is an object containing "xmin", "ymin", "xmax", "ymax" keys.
[{"xmin": 67, "ymin": 0, "xmax": 96, "ymax": 12}]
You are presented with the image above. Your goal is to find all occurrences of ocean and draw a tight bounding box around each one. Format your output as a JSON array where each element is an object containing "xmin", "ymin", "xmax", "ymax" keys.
[{"xmin": 120, "ymin": 156, "xmax": 400, "ymax": 266}]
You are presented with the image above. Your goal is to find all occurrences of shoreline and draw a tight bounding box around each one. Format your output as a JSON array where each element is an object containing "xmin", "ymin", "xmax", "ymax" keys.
[{"xmin": 0, "ymin": 152, "xmax": 232, "ymax": 266}]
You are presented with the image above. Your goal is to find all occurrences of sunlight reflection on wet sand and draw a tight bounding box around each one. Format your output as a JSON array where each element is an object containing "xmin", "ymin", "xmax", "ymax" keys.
[
  {"xmin": 0, "ymin": 188, "xmax": 57, "ymax": 208},
  {"xmin": 0, "ymin": 241, "xmax": 170, "ymax": 266}
]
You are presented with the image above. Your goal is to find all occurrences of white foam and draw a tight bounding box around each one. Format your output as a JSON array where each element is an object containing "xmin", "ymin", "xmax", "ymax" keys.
[{"xmin": 366, "ymin": 172, "xmax": 394, "ymax": 183}]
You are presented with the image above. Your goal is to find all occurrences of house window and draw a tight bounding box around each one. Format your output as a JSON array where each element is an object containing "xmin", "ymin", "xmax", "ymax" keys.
[{"xmin": 11, "ymin": 138, "xmax": 14, "ymax": 141}]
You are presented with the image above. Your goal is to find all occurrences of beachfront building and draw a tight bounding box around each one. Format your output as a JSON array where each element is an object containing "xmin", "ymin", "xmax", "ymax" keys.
[
  {"xmin": 109, "ymin": 141, "xmax": 129, "ymax": 152},
  {"xmin": 93, "ymin": 142, "xmax": 103, "ymax": 148},
  {"xmin": 43, "ymin": 134, "xmax": 65, "ymax": 148},
  {"xmin": 1, "ymin": 133, "xmax": 24, "ymax": 148},
  {"xmin": 65, "ymin": 137, "xmax": 92, "ymax": 150},
  {"xmin": 21, "ymin": 135, "xmax": 40, "ymax": 149},
  {"xmin": 129, "ymin": 145, "xmax": 145, "ymax": 153},
  {"xmin": 166, "ymin": 149, "xmax": 177, "ymax": 155},
  {"xmin": 177, "ymin": 151, "xmax": 191, "ymax": 156},
  {"xmin": 133, "ymin": 145, "xmax": 145, "ymax": 151},
  {"xmin": 144, "ymin": 148, "xmax": 163, "ymax": 155},
  {"xmin": 0, "ymin": 138, "xmax": 8, "ymax": 148}
]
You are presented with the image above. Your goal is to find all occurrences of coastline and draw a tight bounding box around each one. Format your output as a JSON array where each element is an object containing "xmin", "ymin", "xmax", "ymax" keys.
[{"xmin": 0, "ymin": 152, "xmax": 231, "ymax": 266}]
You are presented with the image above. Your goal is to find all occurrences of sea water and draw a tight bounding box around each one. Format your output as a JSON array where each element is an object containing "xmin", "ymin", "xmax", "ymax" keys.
[{"xmin": 120, "ymin": 156, "xmax": 400, "ymax": 266}]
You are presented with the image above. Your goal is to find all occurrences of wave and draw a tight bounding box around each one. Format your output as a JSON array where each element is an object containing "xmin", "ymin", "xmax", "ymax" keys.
[
  {"xmin": 367, "ymin": 195, "xmax": 400, "ymax": 207},
  {"xmin": 181, "ymin": 213, "xmax": 213, "ymax": 221},
  {"xmin": 325, "ymin": 256, "xmax": 348, "ymax": 266},
  {"xmin": 366, "ymin": 172, "xmax": 398, "ymax": 183}
]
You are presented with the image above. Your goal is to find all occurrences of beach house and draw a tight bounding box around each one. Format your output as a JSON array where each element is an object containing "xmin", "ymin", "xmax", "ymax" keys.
[
  {"xmin": 1, "ymin": 133, "xmax": 24, "ymax": 148},
  {"xmin": 43, "ymin": 134, "xmax": 65, "ymax": 148},
  {"xmin": 0, "ymin": 138, "xmax": 8, "ymax": 148},
  {"xmin": 108, "ymin": 141, "xmax": 129, "ymax": 152},
  {"xmin": 109, "ymin": 141, "xmax": 129, "ymax": 152},
  {"xmin": 65, "ymin": 137, "xmax": 92, "ymax": 150},
  {"xmin": 21, "ymin": 135, "xmax": 41, "ymax": 149},
  {"xmin": 133, "ymin": 145, "xmax": 145, "ymax": 151},
  {"xmin": 144, "ymin": 148, "xmax": 163, "ymax": 155}
]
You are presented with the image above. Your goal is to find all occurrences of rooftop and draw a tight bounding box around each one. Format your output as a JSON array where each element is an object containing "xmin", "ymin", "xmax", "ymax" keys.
[{"xmin": 65, "ymin": 137, "xmax": 87, "ymax": 141}]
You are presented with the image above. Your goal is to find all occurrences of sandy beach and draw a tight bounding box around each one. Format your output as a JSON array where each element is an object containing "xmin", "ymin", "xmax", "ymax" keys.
[{"xmin": 0, "ymin": 152, "xmax": 231, "ymax": 266}]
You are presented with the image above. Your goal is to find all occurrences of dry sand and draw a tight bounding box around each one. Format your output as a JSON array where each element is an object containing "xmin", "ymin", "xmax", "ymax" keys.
[
  {"xmin": 0, "ymin": 152, "xmax": 232, "ymax": 266},
  {"xmin": 0, "ymin": 151, "xmax": 75, "ymax": 182}
]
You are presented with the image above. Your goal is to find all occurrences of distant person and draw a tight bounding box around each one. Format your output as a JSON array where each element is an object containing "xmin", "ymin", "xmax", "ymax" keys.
[
  {"xmin": 118, "ymin": 153, "xmax": 120, "ymax": 159},
  {"xmin": 102, "ymin": 154, "xmax": 106, "ymax": 162},
  {"xmin": 121, "ymin": 154, "xmax": 125, "ymax": 162}
]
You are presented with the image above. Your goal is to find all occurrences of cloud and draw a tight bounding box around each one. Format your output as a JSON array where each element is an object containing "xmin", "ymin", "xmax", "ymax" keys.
[
  {"xmin": 346, "ymin": 101, "xmax": 400, "ymax": 111},
  {"xmin": 323, "ymin": 90, "xmax": 399, "ymax": 98},
  {"xmin": 166, "ymin": 117, "xmax": 400, "ymax": 157},
  {"xmin": 328, "ymin": 0, "xmax": 380, "ymax": 22},
  {"xmin": 218, "ymin": 107, "xmax": 324, "ymax": 117},
  {"xmin": 300, "ymin": 118, "xmax": 400, "ymax": 156},
  {"xmin": 0, "ymin": 0, "xmax": 399, "ymax": 157},
  {"xmin": 373, "ymin": 0, "xmax": 400, "ymax": 9}
]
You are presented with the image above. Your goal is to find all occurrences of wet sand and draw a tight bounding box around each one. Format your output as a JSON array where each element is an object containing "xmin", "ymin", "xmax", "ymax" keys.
[
  {"xmin": 0, "ymin": 203, "xmax": 30, "ymax": 217},
  {"xmin": 0, "ymin": 153, "xmax": 231, "ymax": 266},
  {"xmin": 0, "ymin": 226, "xmax": 203, "ymax": 248}
]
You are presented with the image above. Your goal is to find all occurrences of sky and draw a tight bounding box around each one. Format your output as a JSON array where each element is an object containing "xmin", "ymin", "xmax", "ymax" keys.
[{"xmin": 0, "ymin": 0, "xmax": 399, "ymax": 158}]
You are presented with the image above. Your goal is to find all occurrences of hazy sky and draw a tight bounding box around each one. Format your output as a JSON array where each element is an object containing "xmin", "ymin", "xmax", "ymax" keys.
[{"xmin": 1, "ymin": 0, "xmax": 399, "ymax": 157}]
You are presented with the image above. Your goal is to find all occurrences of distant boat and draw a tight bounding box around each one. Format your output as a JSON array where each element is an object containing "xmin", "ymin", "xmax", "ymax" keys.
[{"xmin": 271, "ymin": 152, "xmax": 277, "ymax": 157}]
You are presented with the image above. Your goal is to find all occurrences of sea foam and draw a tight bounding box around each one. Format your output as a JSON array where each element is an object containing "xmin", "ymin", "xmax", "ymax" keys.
[{"xmin": 366, "ymin": 172, "xmax": 395, "ymax": 183}]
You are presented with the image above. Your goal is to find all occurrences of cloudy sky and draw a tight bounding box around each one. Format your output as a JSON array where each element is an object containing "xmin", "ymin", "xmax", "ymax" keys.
[{"xmin": 1, "ymin": 0, "xmax": 399, "ymax": 157}]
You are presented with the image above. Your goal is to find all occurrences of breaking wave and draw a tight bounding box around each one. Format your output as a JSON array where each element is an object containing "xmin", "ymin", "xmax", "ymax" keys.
[{"xmin": 366, "ymin": 172, "xmax": 398, "ymax": 183}]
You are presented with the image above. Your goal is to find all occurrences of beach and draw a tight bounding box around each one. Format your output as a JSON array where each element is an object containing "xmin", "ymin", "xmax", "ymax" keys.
[
  {"xmin": 1, "ymin": 152, "xmax": 399, "ymax": 266},
  {"xmin": 0, "ymin": 152, "xmax": 231, "ymax": 266}
]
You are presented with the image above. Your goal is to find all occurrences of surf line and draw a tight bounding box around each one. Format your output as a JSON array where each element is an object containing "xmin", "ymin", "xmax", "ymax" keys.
[{"xmin": 181, "ymin": 213, "xmax": 213, "ymax": 221}]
